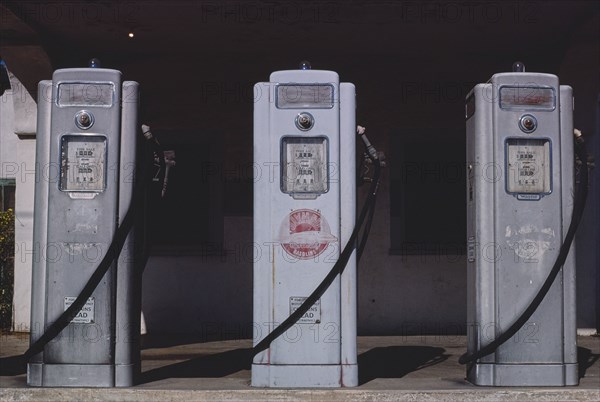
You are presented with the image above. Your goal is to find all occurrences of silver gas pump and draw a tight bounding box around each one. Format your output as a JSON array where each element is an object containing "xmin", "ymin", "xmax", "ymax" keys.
[
  {"xmin": 27, "ymin": 66, "xmax": 140, "ymax": 387},
  {"xmin": 463, "ymin": 62, "xmax": 587, "ymax": 386},
  {"xmin": 252, "ymin": 63, "xmax": 358, "ymax": 387}
]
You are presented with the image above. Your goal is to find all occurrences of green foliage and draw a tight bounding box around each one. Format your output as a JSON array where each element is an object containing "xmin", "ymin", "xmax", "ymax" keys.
[{"xmin": 0, "ymin": 209, "xmax": 15, "ymax": 330}]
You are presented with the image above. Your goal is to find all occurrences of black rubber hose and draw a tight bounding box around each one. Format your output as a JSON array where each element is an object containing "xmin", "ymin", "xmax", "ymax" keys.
[
  {"xmin": 252, "ymin": 159, "xmax": 383, "ymax": 357},
  {"xmin": 357, "ymin": 179, "xmax": 378, "ymax": 261},
  {"xmin": 459, "ymin": 136, "xmax": 589, "ymax": 365}
]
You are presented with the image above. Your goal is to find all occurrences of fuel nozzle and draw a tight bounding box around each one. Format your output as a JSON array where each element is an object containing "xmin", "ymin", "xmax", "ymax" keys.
[
  {"xmin": 141, "ymin": 124, "xmax": 176, "ymax": 198},
  {"xmin": 162, "ymin": 150, "xmax": 176, "ymax": 198},
  {"xmin": 357, "ymin": 126, "xmax": 386, "ymax": 184},
  {"xmin": 573, "ymin": 129, "xmax": 593, "ymax": 170},
  {"xmin": 357, "ymin": 126, "xmax": 379, "ymax": 161}
]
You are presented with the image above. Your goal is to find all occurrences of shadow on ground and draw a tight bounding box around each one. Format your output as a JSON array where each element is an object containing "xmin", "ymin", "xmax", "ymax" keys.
[
  {"xmin": 6, "ymin": 343, "xmax": 595, "ymax": 384},
  {"xmin": 0, "ymin": 354, "xmax": 26, "ymax": 376},
  {"xmin": 140, "ymin": 348, "xmax": 252, "ymax": 383},
  {"xmin": 141, "ymin": 334, "xmax": 208, "ymax": 350},
  {"xmin": 358, "ymin": 346, "xmax": 448, "ymax": 385},
  {"xmin": 141, "ymin": 334, "xmax": 251, "ymax": 350},
  {"xmin": 141, "ymin": 345, "xmax": 449, "ymax": 385},
  {"xmin": 578, "ymin": 346, "xmax": 599, "ymax": 379}
]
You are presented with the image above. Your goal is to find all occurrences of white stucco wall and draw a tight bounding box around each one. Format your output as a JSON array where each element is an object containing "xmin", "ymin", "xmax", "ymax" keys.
[
  {"xmin": 0, "ymin": 72, "xmax": 37, "ymax": 332},
  {"xmin": 0, "ymin": 80, "xmax": 19, "ymax": 173},
  {"xmin": 12, "ymin": 137, "xmax": 36, "ymax": 332}
]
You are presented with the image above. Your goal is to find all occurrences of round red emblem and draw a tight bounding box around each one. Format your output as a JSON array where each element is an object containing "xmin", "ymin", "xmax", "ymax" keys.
[{"xmin": 278, "ymin": 209, "xmax": 337, "ymax": 260}]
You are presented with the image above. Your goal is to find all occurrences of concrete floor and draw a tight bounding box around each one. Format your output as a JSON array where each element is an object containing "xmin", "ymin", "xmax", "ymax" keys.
[{"xmin": 1, "ymin": 333, "xmax": 599, "ymax": 401}]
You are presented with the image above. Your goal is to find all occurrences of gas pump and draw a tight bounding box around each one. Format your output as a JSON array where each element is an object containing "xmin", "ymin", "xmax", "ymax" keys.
[
  {"xmin": 27, "ymin": 65, "xmax": 141, "ymax": 387},
  {"xmin": 463, "ymin": 62, "xmax": 588, "ymax": 386},
  {"xmin": 252, "ymin": 63, "xmax": 358, "ymax": 387}
]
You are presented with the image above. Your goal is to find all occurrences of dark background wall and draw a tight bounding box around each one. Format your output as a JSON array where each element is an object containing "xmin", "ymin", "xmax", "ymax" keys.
[{"xmin": 1, "ymin": 1, "xmax": 598, "ymax": 335}]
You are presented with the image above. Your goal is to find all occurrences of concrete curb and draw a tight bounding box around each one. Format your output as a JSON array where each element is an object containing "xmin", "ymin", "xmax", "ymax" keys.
[{"xmin": 1, "ymin": 388, "xmax": 600, "ymax": 402}]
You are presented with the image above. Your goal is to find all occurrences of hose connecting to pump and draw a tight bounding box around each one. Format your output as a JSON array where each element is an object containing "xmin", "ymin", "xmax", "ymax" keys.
[
  {"xmin": 24, "ymin": 124, "xmax": 163, "ymax": 361},
  {"xmin": 459, "ymin": 130, "xmax": 589, "ymax": 365},
  {"xmin": 357, "ymin": 126, "xmax": 385, "ymax": 260},
  {"xmin": 252, "ymin": 126, "xmax": 385, "ymax": 357},
  {"xmin": 142, "ymin": 124, "xmax": 175, "ymax": 198}
]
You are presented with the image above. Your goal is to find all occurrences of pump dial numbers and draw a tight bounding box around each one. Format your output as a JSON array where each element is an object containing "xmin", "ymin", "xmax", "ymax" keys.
[
  {"xmin": 281, "ymin": 137, "xmax": 328, "ymax": 197},
  {"xmin": 60, "ymin": 135, "xmax": 107, "ymax": 192},
  {"xmin": 506, "ymin": 139, "xmax": 550, "ymax": 195}
]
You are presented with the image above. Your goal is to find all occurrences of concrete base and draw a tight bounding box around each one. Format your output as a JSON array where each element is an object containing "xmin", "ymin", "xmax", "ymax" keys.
[
  {"xmin": 468, "ymin": 362, "xmax": 579, "ymax": 387},
  {"xmin": 252, "ymin": 363, "xmax": 358, "ymax": 388},
  {"xmin": 27, "ymin": 363, "xmax": 135, "ymax": 387},
  {"xmin": 467, "ymin": 364, "xmax": 579, "ymax": 387}
]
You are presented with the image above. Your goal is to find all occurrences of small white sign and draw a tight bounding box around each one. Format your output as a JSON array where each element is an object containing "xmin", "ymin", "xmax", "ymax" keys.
[
  {"xmin": 64, "ymin": 297, "xmax": 95, "ymax": 324},
  {"xmin": 289, "ymin": 297, "xmax": 321, "ymax": 324}
]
